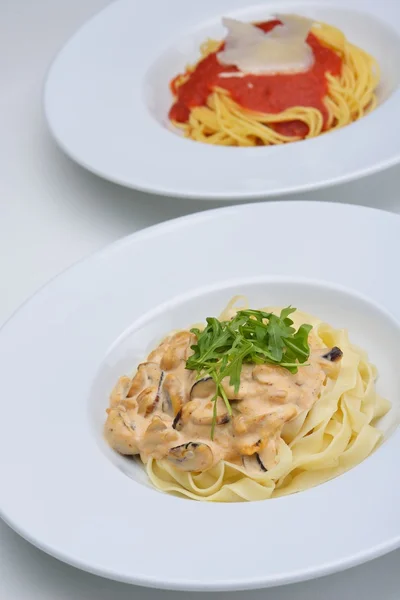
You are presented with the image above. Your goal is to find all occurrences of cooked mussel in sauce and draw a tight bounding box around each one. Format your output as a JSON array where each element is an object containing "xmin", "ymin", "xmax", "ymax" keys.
[{"xmin": 105, "ymin": 329, "xmax": 342, "ymax": 473}]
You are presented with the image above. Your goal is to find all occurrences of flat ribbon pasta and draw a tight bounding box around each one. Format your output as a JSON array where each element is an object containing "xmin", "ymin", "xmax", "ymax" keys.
[{"xmin": 146, "ymin": 306, "xmax": 389, "ymax": 501}]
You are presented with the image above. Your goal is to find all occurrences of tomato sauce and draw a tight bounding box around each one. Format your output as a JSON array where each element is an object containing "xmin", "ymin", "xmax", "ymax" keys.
[{"xmin": 169, "ymin": 20, "xmax": 342, "ymax": 138}]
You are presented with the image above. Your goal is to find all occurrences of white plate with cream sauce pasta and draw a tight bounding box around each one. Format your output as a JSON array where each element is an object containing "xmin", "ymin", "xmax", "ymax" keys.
[
  {"xmin": 43, "ymin": 0, "xmax": 400, "ymax": 199},
  {"xmin": 0, "ymin": 202, "xmax": 400, "ymax": 590}
]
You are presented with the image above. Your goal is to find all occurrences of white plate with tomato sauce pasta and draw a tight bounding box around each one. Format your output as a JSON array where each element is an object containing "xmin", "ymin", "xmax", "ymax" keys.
[
  {"xmin": 44, "ymin": 0, "xmax": 400, "ymax": 200},
  {"xmin": 0, "ymin": 201, "xmax": 400, "ymax": 590}
]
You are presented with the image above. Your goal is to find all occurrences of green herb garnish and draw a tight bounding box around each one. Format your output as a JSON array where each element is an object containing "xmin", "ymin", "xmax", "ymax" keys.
[{"xmin": 186, "ymin": 307, "xmax": 312, "ymax": 439}]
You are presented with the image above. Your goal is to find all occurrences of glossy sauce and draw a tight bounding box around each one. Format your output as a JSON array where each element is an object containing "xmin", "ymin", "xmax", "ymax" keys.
[
  {"xmin": 169, "ymin": 20, "xmax": 342, "ymax": 138},
  {"xmin": 105, "ymin": 328, "xmax": 339, "ymax": 474}
]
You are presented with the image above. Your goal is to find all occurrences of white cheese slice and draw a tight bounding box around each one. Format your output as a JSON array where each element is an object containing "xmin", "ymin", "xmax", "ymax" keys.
[{"xmin": 217, "ymin": 14, "xmax": 315, "ymax": 75}]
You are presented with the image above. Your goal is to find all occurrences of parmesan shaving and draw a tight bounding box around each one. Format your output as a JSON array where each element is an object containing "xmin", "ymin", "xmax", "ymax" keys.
[{"xmin": 217, "ymin": 14, "xmax": 315, "ymax": 75}]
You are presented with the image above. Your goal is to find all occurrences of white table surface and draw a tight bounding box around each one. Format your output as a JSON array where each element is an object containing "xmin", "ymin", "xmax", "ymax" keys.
[{"xmin": 1, "ymin": 1, "xmax": 400, "ymax": 598}]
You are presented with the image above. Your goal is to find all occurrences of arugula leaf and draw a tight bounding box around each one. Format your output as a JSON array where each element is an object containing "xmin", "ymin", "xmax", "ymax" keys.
[
  {"xmin": 283, "ymin": 323, "xmax": 312, "ymax": 363},
  {"xmin": 279, "ymin": 306, "xmax": 296, "ymax": 321},
  {"xmin": 186, "ymin": 306, "xmax": 312, "ymax": 438},
  {"xmin": 267, "ymin": 314, "xmax": 293, "ymax": 361}
]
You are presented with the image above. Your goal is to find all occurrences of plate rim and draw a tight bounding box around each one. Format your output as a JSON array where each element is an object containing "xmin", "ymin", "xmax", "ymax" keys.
[
  {"xmin": 1, "ymin": 508, "xmax": 399, "ymax": 591},
  {"xmin": 0, "ymin": 198, "xmax": 398, "ymax": 329}
]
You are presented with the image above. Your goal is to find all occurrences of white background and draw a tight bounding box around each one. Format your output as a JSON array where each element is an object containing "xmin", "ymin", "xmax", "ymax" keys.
[{"xmin": 1, "ymin": 1, "xmax": 399, "ymax": 598}]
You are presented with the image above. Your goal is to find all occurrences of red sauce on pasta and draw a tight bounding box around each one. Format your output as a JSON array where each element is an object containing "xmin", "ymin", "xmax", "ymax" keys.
[{"xmin": 169, "ymin": 20, "xmax": 342, "ymax": 138}]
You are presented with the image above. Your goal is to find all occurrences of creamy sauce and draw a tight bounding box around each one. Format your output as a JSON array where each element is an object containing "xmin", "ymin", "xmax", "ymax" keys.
[{"xmin": 105, "ymin": 329, "xmax": 341, "ymax": 474}]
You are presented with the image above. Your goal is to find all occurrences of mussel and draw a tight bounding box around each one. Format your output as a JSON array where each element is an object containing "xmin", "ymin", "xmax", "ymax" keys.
[
  {"xmin": 242, "ymin": 453, "xmax": 267, "ymax": 474},
  {"xmin": 137, "ymin": 386, "xmax": 158, "ymax": 416},
  {"xmin": 322, "ymin": 346, "xmax": 343, "ymax": 362},
  {"xmin": 166, "ymin": 442, "xmax": 214, "ymax": 472},
  {"xmin": 170, "ymin": 400, "xmax": 198, "ymax": 431},
  {"xmin": 161, "ymin": 373, "xmax": 184, "ymax": 416},
  {"xmin": 128, "ymin": 362, "xmax": 163, "ymax": 398},
  {"xmin": 141, "ymin": 416, "xmax": 178, "ymax": 458},
  {"xmin": 128, "ymin": 362, "xmax": 166, "ymax": 416},
  {"xmin": 104, "ymin": 407, "xmax": 138, "ymax": 455},
  {"xmin": 234, "ymin": 405, "xmax": 298, "ymax": 455},
  {"xmin": 190, "ymin": 377, "xmax": 216, "ymax": 399},
  {"xmin": 172, "ymin": 408, "xmax": 183, "ymax": 430},
  {"xmin": 160, "ymin": 331, "xmax": 195, "ymax": 371},
  {"xmin": 193, "ymin": 412, "xmax": 230, "ymax": 426},
  {"xmin": 109, "ymin": 376, "xmax": 132, "ymax": 407}
]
